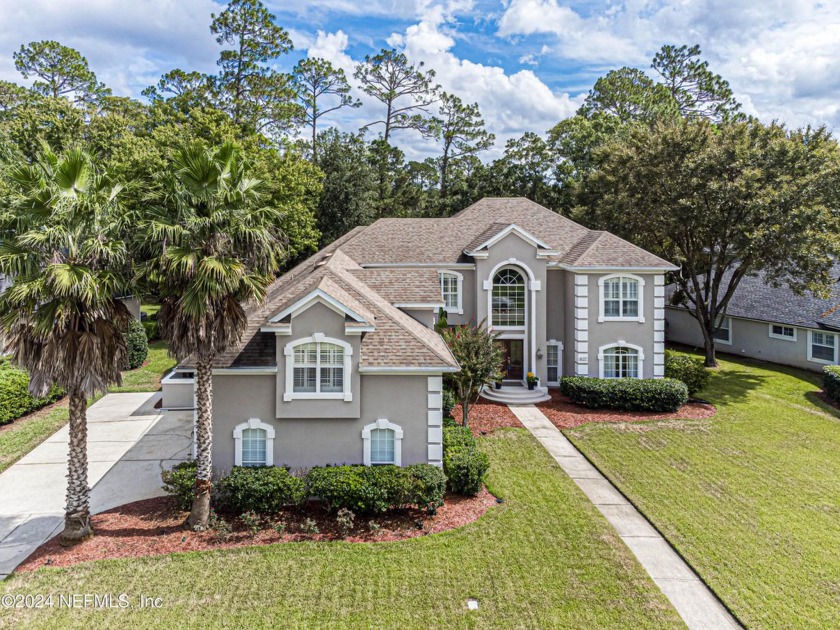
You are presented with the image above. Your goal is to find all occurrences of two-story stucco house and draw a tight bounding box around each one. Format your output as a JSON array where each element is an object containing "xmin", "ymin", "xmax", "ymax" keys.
[{"xmin": 162, "ymin": 197, "xmax": 677, "ymax": 473}]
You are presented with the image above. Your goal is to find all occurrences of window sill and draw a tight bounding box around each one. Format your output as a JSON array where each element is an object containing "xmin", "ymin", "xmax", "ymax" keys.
[
  {"xmin": 443, "ymin": 308, "xmax": 463, "ymax": 315},
  {"xmin": 598, "ymin": 317, "xmax": 645, "ymax": 323},
  {"xmin": 807, "ymin": 356, "xmax": 836, "ymax": 365},
  {"xmin": 713, "ymin": 339, "xmax": 732, "ymax": 346},
  {"xmin": 283, "ymin": 392, "xmax": 353, "ymax": 402},
  {"xmin": 769, "ymin": 334, "xmax": 796, "ymax": 342}
]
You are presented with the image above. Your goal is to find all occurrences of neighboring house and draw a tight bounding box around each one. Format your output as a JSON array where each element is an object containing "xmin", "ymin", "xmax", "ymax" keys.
[
  {"xmin": 162, "ymin": 197, "xmax": 676, "ymax": 472},
  {"xmin": 665, "ymin": 266, "xmax": 840, "ymax": 371}
]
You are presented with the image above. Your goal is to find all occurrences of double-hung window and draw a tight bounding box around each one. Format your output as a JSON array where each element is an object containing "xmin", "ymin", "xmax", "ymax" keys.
[
  {"xmin": 284, "ymin": 336, "xmax": 352, "ymax": 401},
  {"xmin": 546, "ymin": 341, "xmax": 561, "ymax": 384},
  {"xmin": 439, "ymin": 271, "xmax": 462, "ymax": 314},
  {"xmin": 599, "ymin": 275, "xmax": 643, "ymax": 322},
  {"xmin": 713, "ymin": 316, "xmax": 732, "ymax": 344},
  {"xmin": 809, "ymin": 331, "xmax": 837, "ymax": 364}
]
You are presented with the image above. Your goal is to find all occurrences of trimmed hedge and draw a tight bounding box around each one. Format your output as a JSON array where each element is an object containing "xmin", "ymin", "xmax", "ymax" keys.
[
  {"xmin": 664, "ymin": 350, "xmax": 710, "ymax": 396},
  {"xmin": 305, "ymin": 464, "xmax": 446, "ymax": 514},
  {"xmin": 216, "ymin": 466, "xmax": 306, "ymax": 514},
  {"xmin": 0, "ymin": 360, "xmax": 64, "ymax": 425},
  {"xmin": 125, "ymin": 317, "xmax": 149, "ymax": 370},
  {"xmin": 442, "ymin": 424, "xmax": 489, "ymax": 496},
  {"xmin": 161, "ymin": 461, "xmax": 197, "ymax": 510},
  {"xmin": 823, "ymin": 365, "xmax": 840, "ymax": 403},
  {"xmin": 560, "ymin": 376, "xmax": 688, "ymax": 412},
  {"xmin": 142, "ymin": 320, "xmax": 159, "ymax": 341}
]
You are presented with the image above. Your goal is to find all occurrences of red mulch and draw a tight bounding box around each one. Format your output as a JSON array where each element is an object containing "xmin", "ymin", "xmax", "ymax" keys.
[
  {"xmin": 17, "ymin": 490, "xmax": 499, "ymax": 573},
  {"xmin": 452, "ymin": 401, "xmax": 523, "ymax": 436},
  {"xmin": 536, "ymin": 390, "xmax": 717, "ymax": 430}
]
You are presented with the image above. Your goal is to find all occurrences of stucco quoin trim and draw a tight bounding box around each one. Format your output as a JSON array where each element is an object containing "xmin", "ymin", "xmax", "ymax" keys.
[
  {"xmin": 361, "ymin": 419, "xmax": 404, "ymax": 466},
  {"xmin": 574, "ymin": 274, "xmax": 589, "ymax": 376},
  {"xmin": 233, "ymin": 418, "xmax": 276, "ymax": 467},
  {"xmin": 653, "ymin": 275, "xmax": 666, "ymax": 377}
]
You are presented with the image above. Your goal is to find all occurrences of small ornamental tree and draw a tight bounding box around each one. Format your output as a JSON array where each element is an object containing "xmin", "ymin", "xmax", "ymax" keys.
[{"xmin": 440, "ymin": 321, "xmax": 503, "ymax": 427}]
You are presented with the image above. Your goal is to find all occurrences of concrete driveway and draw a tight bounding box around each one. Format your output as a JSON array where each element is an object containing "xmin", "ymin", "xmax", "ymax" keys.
[{"xmin": 0, "ymin": 392, "xmax": 192, "ymax": 579}]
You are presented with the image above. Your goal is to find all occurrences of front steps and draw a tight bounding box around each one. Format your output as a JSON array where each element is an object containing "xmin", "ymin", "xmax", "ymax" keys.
[{"xmin": 479, "ymin": 383, "xmax": 551, "ymax": 405}]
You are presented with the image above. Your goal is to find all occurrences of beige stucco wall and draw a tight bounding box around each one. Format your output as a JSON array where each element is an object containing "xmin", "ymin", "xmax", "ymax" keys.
[
  {"xmin": 212, "ymin": 372, "xmax": 434, "ymax": 473},
  {"xmin": 401, "ymin": 308, "xmax": 435, "ymax": 328},
  {"xmin": 584, "ymin": 273, "xmax": 660, "ymax": 378},
  {"xmin": 666, "ymin": 306, "xmax": 832, "ymax": 372},
  {"xmin": 443, "ymin": 268, "xmax": 476, "ymax": 327}
]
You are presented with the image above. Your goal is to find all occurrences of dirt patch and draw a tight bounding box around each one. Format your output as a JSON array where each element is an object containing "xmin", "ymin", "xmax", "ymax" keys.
[
  {"xmin": 536, "ymin": 390, "xmax": 717, "ymax": 430},
  {"xmin": 17, "ymin": 490, "xmax": 499, "ymax": 573},
  {"xmin": 452, "ymin": 400, "xmax": 523, "ymax": 436}
]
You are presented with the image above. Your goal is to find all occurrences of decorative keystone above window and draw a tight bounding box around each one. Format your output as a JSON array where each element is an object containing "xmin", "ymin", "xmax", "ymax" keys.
[{"xmin": 598, "ymin": 274, "xmax": 645, "ymax": 323}]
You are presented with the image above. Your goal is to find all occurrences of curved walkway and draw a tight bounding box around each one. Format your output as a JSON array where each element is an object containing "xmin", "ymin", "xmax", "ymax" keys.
[
  {"xmin": 509, "ymin": 404, "xmax": 741, "ymax": 630},
  {"xmin": 0, "ymin": 393, "xmax": 192, "ymax": 580}
]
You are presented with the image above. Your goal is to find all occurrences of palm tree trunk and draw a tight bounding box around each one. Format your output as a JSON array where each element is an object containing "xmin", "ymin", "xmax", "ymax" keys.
[
  {"xmin": 62, "ymin": 388, "xmax": 92, "ymax": 543},
  {"xmin": 187, "ymin": 358, "xmax": 213, "ymax": 530}
]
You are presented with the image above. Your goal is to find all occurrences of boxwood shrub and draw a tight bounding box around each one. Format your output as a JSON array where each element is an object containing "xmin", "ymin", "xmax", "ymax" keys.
[
  {"xmin": 125, "ymin": 317, "xmax": 149, "ymax": 370},
  {"xmin": 305, "ymin": 464, "xmax": 446, "ymax": 514},
  {"xmin": 560, "ymin": 376, "xmax": 688, "ymax": 412},
  {"xmin": 0, "ymin": 361, "xmax": 64, "ymax": 425},
  {"xmin": 664, "ymin": 350, "xmax": 710, "ymax": 396},
  {"xmin": 441, "ymin": 424, "xmax": 489, "ymax": 496},
  {"xmin": 161, "ymin": 461, "xmax": 197, "ymax": 510},
  {"xmin": 823, "ymin": 365, "xmax": 840, "ymax": 402},
  {"xmin": 216, "ymin": 466, "xmax": 306, "ymax": 515}
]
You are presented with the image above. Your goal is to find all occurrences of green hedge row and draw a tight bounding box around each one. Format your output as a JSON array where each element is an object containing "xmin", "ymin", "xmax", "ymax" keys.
[
  {"xmin": 125, "ymin": 318, "xmax": 149, "ymax": 370},
  {"xmin": 162, "ymin": 461, "xmax": 447, "ymax": 516},
  {"xmin": 560, "ymin": 376, "xmax": 688, "ymax": 412},
  {"xmin": 0, "ymin": 359, "xmax": 65, "ymax": 425},
  {"xmin": 442, "ymin": 425, "xmax": 489, "ymax": 496},
  {"xmin": 823, "ymin": 365, "xmax": 840, "ymax": 402}
]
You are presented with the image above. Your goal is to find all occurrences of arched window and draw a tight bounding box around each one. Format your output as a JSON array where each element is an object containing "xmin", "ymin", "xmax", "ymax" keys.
[
  {"xmin": 233, "ymin": 418, "xmax": 275, "ymax": 467},
  {"xmin": 284, "ymin": 335, "xmax": 353, "ymax": 401},
  {"xmin": 362, "ymin": 419, "xmax": 403, "ymax": 466},
  {"xmin": 599, "ymin": 345, "xmax": 642, "ymax": 379},
  {"xmin": 492, "ymin": 268, "xmax": 525, "ymax": 327},
  {"xmin": 599, "ymin": 274, "xmax": 644, "ymax": 322}
]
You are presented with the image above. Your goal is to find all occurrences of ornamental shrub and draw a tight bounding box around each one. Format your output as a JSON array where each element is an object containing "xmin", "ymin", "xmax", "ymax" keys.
[
  {"xmin": 404, "ymin": 463, "xmax": 447, "ymax": 514},
  {"xmin": 161, "ymin": 461, "xmax": 198, "ymax": 510},
  {"xmin": 305, "ymin": 464, "xmax": 445, "ymax": 514},
  {"xmin": 125, "ymin": 317, "xmax": 149, "ymax": 370},
  {"xmin": 664, "ymin": 350, "xmax": 710, "ymax": 396},
  {"xmin": 442, "ymin": 389, "xmax": 456, "ymax": 418},
  {"xmin": 443, "ymin": 425, "xmax": 477, "ymax": 451},
  {"xmin": 142, "ymin": 320, "xmax": 159, "ymax": 341},
  {"xmin": 443, "ymin": 447, "xmax": 490, "ymax": 496},
  {"xmin": 560, "ymin": 376, "xmax": 688, "ymax": 412},
  {"xmin": 823, "ymin": 365, "xmax": 840, "ymax": 402},
  {"xmin": 0, "ymin": 361, "xmax": 64, "ymax": 425},
  {"xmin": 216, "ymin": 466, "xmax": 306, "ymax": 515}
]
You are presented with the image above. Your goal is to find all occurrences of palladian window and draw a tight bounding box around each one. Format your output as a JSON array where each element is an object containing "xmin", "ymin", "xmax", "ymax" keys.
[{"xmin": 492, "ymin": 268, "xmax": 525, "ymax": 327}]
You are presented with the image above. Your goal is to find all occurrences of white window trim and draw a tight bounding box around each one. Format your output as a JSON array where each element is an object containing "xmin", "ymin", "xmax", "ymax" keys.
[
  {"xmin": 768, "ymin": 323, "xmax": 797, "ymax": 342},
  {"xmin": 597, "ymin": 341, "xmax": 645, "ymax": 379},
  {"xmin": 233, "ymin": 418, "xmax": 275, "ymax": 467},
  {"xmin": 807, "ymin": 330, "xmax": 838, "ymax": 365},
  {"xmin": 283, "ymin": 334, "xmax": 353, "ymax": 402},
  {"xmin": 545, "ymin": 339, "xmax": 563, "ymax": 385},
  {"xmin": 362, "ymin": 419, "xmax": 403, "ymax": 466},
  {"xmin": 598, "ymin": 273, "xmax": 645, "ymax": 323},
  {"xmin": 438, "ymin": 270, "xmax": 463, "ymax": 315},
  {"xmin": 714, "ymin": 316, "xmax": 732, "ymax": 346}
]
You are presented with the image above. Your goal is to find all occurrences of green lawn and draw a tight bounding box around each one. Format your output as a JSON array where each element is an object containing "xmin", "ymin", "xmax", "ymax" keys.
[
  {"xmin": 566, "ymin": 353, "xmax": 840, "ymax": 629},
  {"xmin": 1, "ymin": 429, "xmax": 684, "ymax": 629},
  {"xmin": 0, "ymin": 341, "xmax": 175, "ymax": 473}
]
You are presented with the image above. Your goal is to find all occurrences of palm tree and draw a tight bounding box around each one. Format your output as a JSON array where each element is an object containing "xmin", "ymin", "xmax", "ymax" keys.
[
  {"xmin": 138, "ymin": 141, "xmax": 285, "ymax": 530},
  {"xmin": 0, "ymin": 147, "xmax": 131, "ymax": 542}
]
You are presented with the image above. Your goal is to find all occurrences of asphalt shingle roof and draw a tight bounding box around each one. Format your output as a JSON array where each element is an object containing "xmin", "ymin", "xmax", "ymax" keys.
[{"xmin": 666, "ymin": 265, "xmax": 840, "ymax": 330}]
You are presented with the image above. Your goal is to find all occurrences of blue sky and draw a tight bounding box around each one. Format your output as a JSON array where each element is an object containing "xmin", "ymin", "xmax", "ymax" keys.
[{"xmin": 1, "ymin": 0, "xmax": 838, "ymax": 159}]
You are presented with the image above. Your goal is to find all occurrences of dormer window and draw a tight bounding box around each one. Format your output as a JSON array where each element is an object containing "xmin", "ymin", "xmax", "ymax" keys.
[
  {"xmin": 439, "ymin": 271, "xmax": 463, "ymax": 314},
  {"xmin": 284, "ymin": 335, "xmax": 353, "ymax": 402}
]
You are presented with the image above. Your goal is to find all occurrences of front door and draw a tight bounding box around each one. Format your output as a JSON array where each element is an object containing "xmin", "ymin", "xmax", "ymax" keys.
[{"xmin": 500, "ymin": 339, "xmax": 524, "ymax": 380}]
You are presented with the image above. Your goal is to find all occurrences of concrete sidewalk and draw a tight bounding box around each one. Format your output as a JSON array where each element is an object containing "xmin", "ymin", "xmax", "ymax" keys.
[
  {"xmin": 0, "ymin": 393, "xmax": 192, "ymax": 579},
  {"xmin": 509, "ymin": 405, "xmax": 741, "ymax": 630}
]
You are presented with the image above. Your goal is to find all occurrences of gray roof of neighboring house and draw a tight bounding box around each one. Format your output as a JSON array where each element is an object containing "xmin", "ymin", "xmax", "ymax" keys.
[
  {"xmin": 666, "ymin": 265, "xmax": 840, "ymax": 331},
  {"xmin": 216, "ymin": 197, "xmax": 675, "ymax": 369}
]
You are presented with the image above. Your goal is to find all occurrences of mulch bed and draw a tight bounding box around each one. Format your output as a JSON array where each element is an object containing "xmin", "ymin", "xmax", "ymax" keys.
[
  {"xmin": 536, "ymin": 390, "xmax": 717, "ymax": 430},
  {"xmin": 452, "ymin": 401, "xmax": 523, "ymax": 436},
  {"xmin": 17, "ymin": 490, "xmax": 499, "ymax": 573}
]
